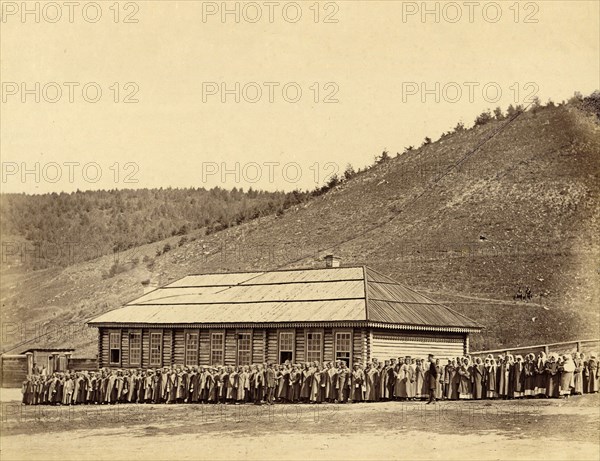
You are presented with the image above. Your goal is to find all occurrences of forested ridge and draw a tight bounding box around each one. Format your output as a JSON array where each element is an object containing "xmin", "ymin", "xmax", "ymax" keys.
[{"xmin": 0, "ymin": 187, "xmax": 311, "ymax": 269}]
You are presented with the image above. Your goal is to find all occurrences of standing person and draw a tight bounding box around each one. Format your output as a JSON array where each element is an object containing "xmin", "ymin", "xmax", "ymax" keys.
[
  {"xmin": 289, "ymin": 365, "xmax": 301, "ymax": 403},
  {"xmin": 300, "ymin": 363, "xmax": 312, "ymax": 403},
  {"xmin": 22, "ymin": 376, "xmax": 33, "ymax": 405},
  {"xmin": 309, "ymin": 363, "xmax": 321, "ymax": 403},
  {"xmin": 237, "ymin": 366, "xmax": 248, "ymax": 404},
  {"xmin": 228, "ymin": 366, "xmax": 238, "ymax": 404},
  {"xmin": 336, "ymin": 361, "xmax": 351, "ymax": 403},
  {"xmin": 512, "ymin": 356, "xmax": 525, "ymax": 399},
  {"xmin": 405, "ymin": 358, "xmax": 416, "ymax": 401},
  {"xmin": 188, "ymin": 367, "xmax": 198, "ymax": 403},
  {"xmin": 63, "ymin": 373, "xmax": 74, "ymax": 405},
  {"xmin": 323, "ymin": 362, "xmax": 337, "ymax": 402},
  {"xmin": 143, "ymin": 370, "xmax": 153, "ymax": 403},
  {"xmin": 435, "ymin": 359, "xmax": 443, "ymax": 400},
  {"xmin": 545, "ymin": 353, "xmax": 560, "ymax": 398},
  {"xmin": 427, "ymin": 354, "xmax": 438, "ymax": 404},
  {"xmin": 219, "ymin": 367, "xmax": 229, "ymax": 404},
  {"xmin": 523, "ymin": 354, "xmax": 536, "ymax": 397},
  {"xmin": 278, "ymin": 363, "xmax": 291, "ymax": 402},
  {"xmin": 394, "ymin": 358, "xmax": 406, "ymax": 401},
  {"xmin": 414, "ymin": 359, "xmax": 425, "ymax": 400},
  {"xmin": 379, "ymin": 360, "xmax": 391, "ymax": 401},
  {"xmin": 534, "ymin": 352, "xmax": 547, "ymax": 396},
  {"xmin": 207, "ymin": 368, "xmax": 218, "ymax": 403},
  {"xmin": 115, "ymin": 370, "xmax": 125, "ymax": 403},
  {"xmin": 588, "ymin": 353, "xmax": 599, "ymax": 394},
  {"xmin": 505, "ymin": 355, "xmax": 515, "ymax": 399},
  {"xmin": 364, "ymin": 362, "xmax": 376, "ymax": 402},
  {"xmin": 559, "ymin": 354, "xmax": 575, "ymax": 398},
  {"xmin": 253, "ymin": 365, "xmax": 265, "ymax": 404},
  {"xmin": 485, "ymin": 358, "xmax": 498, "ymax": 399},
  {"xmin": 265, "ymin": 363, "xmax": 276, "ymax": 405},
  {"xmin": 435, "ymin": 359, "xmax": 444, "ymax": 400},
  {"xmin": 351, "ymin": 363, "xmax": 365, "ymax": 403},
  {"xmin": 152, "ymin": 369, "xmax": 162, "ymax": 404},
  {"xmin": 445, "ymin": 359, "xmax": 458, "ymax": 400},
  {"xmin": 497, "ymin": 356, "xmax": 509, "ymax": 399},
  {"xmin": 573, "ymin": 353, "xmax": 583, "ymax": 395},
  {"xmin": 472, "ymin": 357, "xmax": 484, "ymax": 400},
  {"xmin": 443, "ymin": 359, "xmax": 452, "ymax": 399},
  {"xmin": 457, "ymin": 358, "xmax": 472, "ymax": 400}
]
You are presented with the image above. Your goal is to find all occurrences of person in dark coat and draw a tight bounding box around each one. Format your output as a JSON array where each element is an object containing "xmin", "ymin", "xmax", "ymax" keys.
[
  {"xmin": 427, "ymin": 354, "xmax": 438, "ymax": 404},
  {"xmin": 336, "ymin": 362, "xmax": 351, "ymax": 403},
  {"xmin": 512, "ymin": 355, "xmax": 525, "ymax": 398},
  {"xmin": 545, "ymin": 353, "xmax": 560, "ymax": 398}
]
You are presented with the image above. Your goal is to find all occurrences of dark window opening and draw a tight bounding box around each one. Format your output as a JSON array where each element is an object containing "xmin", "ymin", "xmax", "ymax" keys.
[{"xmin": 280, "ymin": 351, "xmax": 293, "ymax": 363}]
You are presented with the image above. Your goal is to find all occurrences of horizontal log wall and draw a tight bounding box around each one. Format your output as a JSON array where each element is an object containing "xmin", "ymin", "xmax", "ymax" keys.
[
  {"xmin": 369, "ymin": 329, "xmax": 465, "ymax": 362},
  {"xmin": 98, "ymin": 327, "xmax": 466, "ymax": 368},
  {"xmin": 1, "ymin": 355, "xmax": 27, "ymax": 388}
]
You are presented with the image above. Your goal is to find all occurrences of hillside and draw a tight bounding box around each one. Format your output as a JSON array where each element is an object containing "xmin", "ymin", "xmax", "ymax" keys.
[
  {"xmin": 1, "ymin": 100, "xmax": 599, "ymax": 357},
  {"xmin": 0, "ymin": 187, "xmax": 310, "ymax": 270}
]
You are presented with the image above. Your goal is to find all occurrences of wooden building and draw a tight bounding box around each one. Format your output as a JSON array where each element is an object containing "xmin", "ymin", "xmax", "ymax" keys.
[{"xmin": 88, "ymin": 264, "xmax": 482, "ymax": 368}]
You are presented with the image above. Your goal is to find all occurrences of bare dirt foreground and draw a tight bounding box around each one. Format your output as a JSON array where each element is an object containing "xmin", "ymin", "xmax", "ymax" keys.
[{"xmin": 1, "ymin": 389, "xmax": 598, "ymax": 461}]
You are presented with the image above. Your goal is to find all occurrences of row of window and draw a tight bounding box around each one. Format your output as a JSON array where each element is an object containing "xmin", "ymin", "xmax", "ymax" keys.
[{"xmin": 108, "ymin": 330, "xmax": 353, "ymax": 367}]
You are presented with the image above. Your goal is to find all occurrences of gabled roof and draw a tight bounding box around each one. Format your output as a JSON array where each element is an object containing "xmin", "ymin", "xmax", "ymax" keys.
[{"xmin": 88, "ymin": 266, "xmax": 482, "ymax": 332}]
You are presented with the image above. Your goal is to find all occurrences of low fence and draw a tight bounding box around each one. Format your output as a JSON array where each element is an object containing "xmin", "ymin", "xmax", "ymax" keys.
[{"xmin": 472, "ymin": 338, "xmax": 599, "ymax": 358}]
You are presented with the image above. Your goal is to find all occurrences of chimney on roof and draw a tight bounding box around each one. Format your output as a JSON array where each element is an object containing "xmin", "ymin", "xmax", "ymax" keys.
[
  {"xmin": 324, "ymin": 254, "xmax": 341, "ymax": 268},
  {"xmin": 141, "ymin": 278, "xmax": 159, "ymax": 294}
]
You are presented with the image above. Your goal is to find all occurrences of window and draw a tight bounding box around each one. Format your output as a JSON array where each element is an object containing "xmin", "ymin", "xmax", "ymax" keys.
[
  {"xmin": 335, "ymin": 331, "xmax": 352, "ymax": 366},
  {"xmin": 306, "ymin": 332, "xmax": 323, "ymax": 363},
  {"xmin": 129, "ymin": 331, "xmax": 141, "ymax": 366},
  {"xmin": 210, "ymin": 332, "xmax": 224, "ymax": 365},
  {"xmin": 279, "ymin": 331, "xmax": 295, "ymax": 364},
  {"xmin": 237, "ymin": 332, "xmax": 252, "ymax": 366},
  {"xmin": 109, "ymin": 331, "xmax": 121, "ymax": 365},
  {"xmin": 149, "ymin": 332, "xmax": 163, "ymax": 367},
  {"xmin": 185, "ymin": 331, "xmax": 199, "ymax": 366}
]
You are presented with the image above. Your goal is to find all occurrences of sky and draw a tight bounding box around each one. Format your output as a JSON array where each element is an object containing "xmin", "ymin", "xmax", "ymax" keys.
[{"xmin": 1, "ymin": 0, "xmax": 599, "ymax": 194}]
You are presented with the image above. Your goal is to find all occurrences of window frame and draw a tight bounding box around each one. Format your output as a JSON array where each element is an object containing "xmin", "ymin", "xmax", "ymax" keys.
[
  {"xmin": 128, "ymin": 329, "xmax": 142, "ymax": 366},
  {"xmin": 149, "ymin": 330, "xmax": 163, "ymax": 367},
  {"xmin": 236, "ymin": 330, "xmax": 253, "ymax": 367},
  {"xmin": 210, "ymin": 330, "xmax": 225, "ymax": 366},
  {"xmin": 278, "ymin": 329, "xmax": 295, "ymax": 364},
  {"xmin": 108, "ymin": 329, "xmax": 122, "ymax": 366},
  {"xmin": 333, "ymin": 329, "xmax": 353, "ymax": 367},
  {"xmin": 304, "ymin": 329, "xmax": 324, "ymax": 364},
  {"xmin": 185, "ymin": 330, "xmax": 200, "ymax": 367}
]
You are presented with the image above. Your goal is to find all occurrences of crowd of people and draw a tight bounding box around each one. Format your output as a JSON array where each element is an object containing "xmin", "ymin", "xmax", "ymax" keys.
[{"xmin": 21, "ymin": 351, "xmax": 599, "ymax": 406}]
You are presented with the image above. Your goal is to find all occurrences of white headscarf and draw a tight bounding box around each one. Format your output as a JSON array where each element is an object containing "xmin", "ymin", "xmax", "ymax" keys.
[{"xmin": 562, "ymin": 356, "xmax": 575, "ymax": 373}]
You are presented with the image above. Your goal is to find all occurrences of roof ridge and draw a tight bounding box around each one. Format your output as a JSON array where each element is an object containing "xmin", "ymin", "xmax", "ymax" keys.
[{"xmin": 181, "ymin": 265, "xmax": 367, "ymax": 277}]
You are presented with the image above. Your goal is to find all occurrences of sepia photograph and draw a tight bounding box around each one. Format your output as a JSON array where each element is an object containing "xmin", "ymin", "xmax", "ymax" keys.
[{"xmin": 0, "ymin": 1, "xmax": 599, "ymax": 460}]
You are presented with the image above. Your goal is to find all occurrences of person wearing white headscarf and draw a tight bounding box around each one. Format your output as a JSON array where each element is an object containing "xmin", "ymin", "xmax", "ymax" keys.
[
  {"xmin": 512, "ymin": 355, "xmax": 525, "ymax": 398},
  {"xmin": 545, "ymin": 353, "xmax": 560, "ymax": 398},
  {"xmin": 458, "ymin": 357, "xmax": 472, "ymax": 400},
  {"xmin": 485, "ymin": 358, "xmax": 498, "ymax": 399},
  {"xmin": 572, "ymin": 352, "xmax": 584, "ymax": 395},
  {"xmin": 559, "ymin": 354, "xmax": 575, "ymax": 397},
  {"xmin": 524, "ymin": 353, "xmax": 536, "ymax": 397},
  {"xmin": 534, "ymin": 351, "xmax": 547, "ymax": 396}
]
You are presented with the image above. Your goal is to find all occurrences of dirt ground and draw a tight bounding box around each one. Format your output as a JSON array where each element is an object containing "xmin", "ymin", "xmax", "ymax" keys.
[{"xmin": 1, "ymin": 388, "xmax": 599, "ymax": 461}]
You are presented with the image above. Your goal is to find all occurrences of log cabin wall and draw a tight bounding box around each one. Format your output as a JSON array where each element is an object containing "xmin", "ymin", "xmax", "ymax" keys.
[{"xmin": 97, "ymin": 326, "xmax": 468, "ymax": 368}]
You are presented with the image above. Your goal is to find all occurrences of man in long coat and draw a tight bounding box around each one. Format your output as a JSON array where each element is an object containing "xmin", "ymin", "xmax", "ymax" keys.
[{"xmin": 427, "ymin": 354, "xmax": 438, "ymax": 404}]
